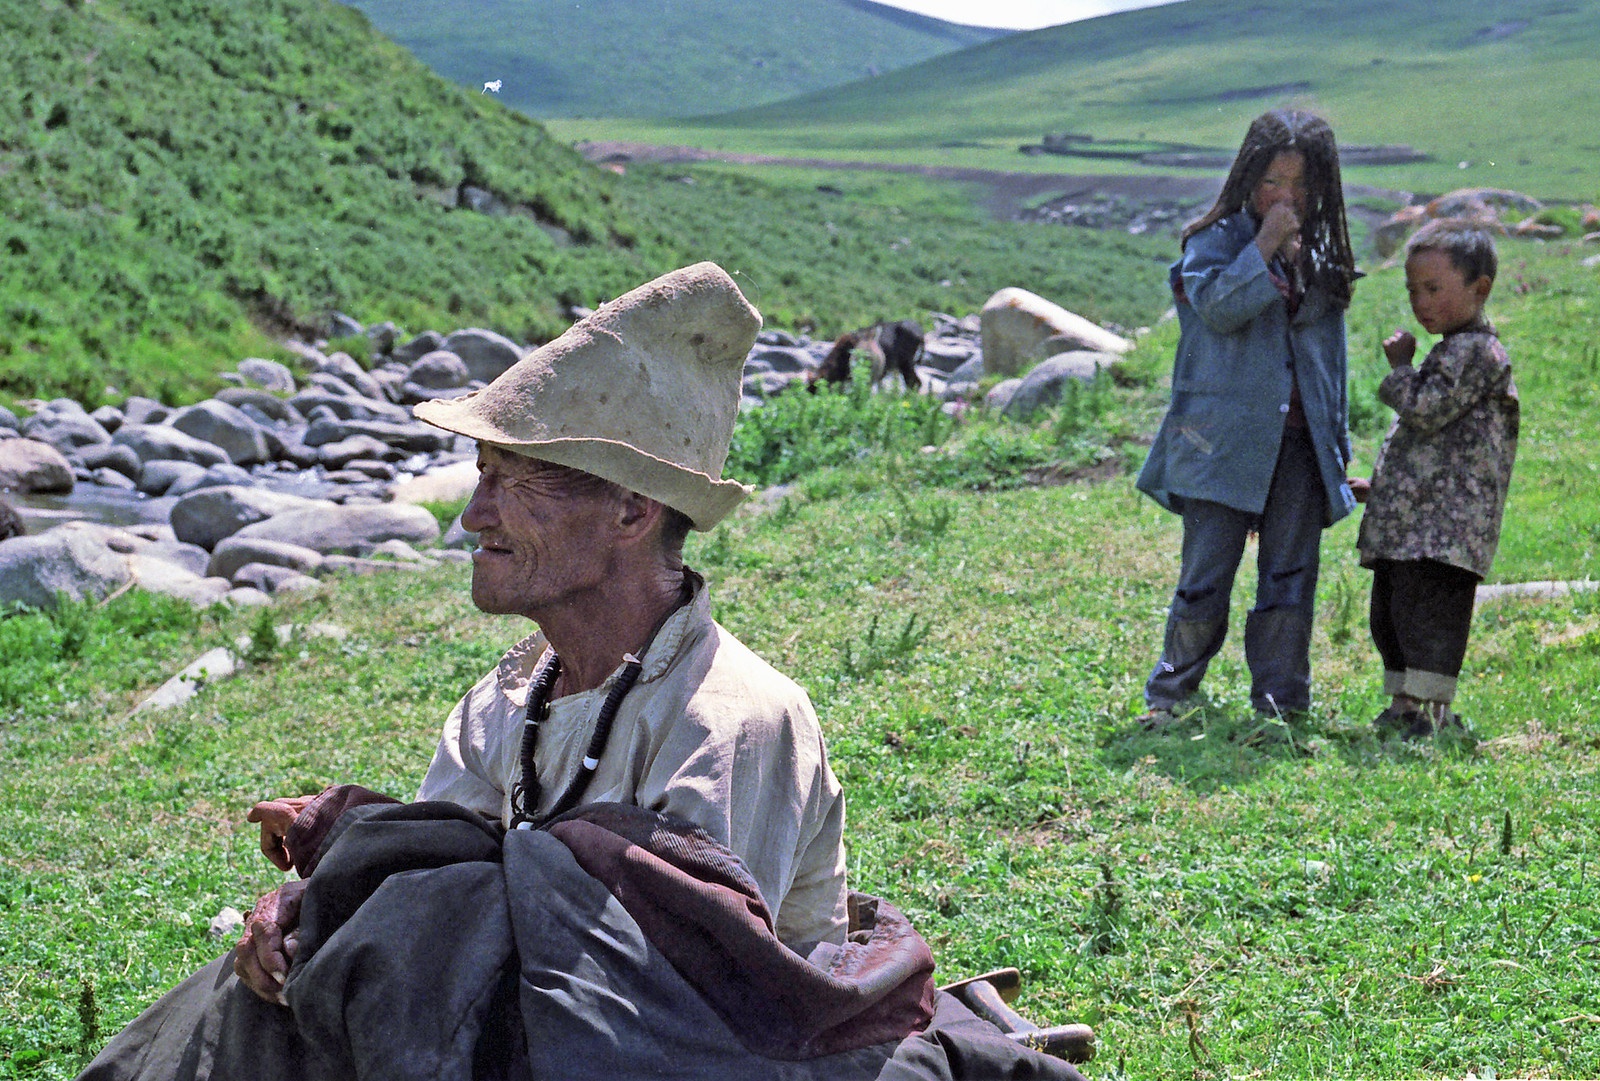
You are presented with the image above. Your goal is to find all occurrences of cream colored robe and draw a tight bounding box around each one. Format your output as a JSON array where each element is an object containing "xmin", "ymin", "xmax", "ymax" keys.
[{"xmin": 417, "ymin": 579, "xmax": 848, "ymax": 948}]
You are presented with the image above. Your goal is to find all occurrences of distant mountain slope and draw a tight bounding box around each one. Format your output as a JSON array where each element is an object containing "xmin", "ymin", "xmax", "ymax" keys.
[
  {"xmin": 338, "ymin": 0, "xmax": 1008, "ymax": 118},
  {"xmin": 686, "ymin": 0, "xmax": 1600, "ymax": 200}
]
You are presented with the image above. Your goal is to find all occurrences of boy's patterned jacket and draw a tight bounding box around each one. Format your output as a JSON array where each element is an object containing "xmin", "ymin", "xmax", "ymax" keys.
[{"xmin": 1357, "ymin": 319, "xmax": 1519, "ymax": 577}]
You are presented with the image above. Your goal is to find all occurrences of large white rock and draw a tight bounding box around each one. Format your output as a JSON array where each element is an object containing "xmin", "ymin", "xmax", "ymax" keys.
[
  {"xmin": 390, "ymin": 459, "xmax": 479, "ymax": 506},
  {"xmin": 979, "ymin": 288, "xmax": 1131, "ymax": 378},
  {"xmin": 0, "ymin": 438, "xmax": 75, "ymax": 494},
  {"xmin": 232, "ymin": 503, "xmax": 441, "ymax": 555},
  {"xmin": 0, "ymin": 524, "xmax": 132, "ymax": 610}
]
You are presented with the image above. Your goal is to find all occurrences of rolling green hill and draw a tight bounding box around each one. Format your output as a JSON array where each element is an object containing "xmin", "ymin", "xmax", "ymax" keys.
[
  {"xmin": 566, "ymin": 0, "xmax": 1600, "ymax": 201},
  {"xmin": 337, "ymin": 0, "xmax": 1007, "ymax": 118},
  {"xmin": 0, "ymin": 0, "xmax": 650, "ymax": 405}
]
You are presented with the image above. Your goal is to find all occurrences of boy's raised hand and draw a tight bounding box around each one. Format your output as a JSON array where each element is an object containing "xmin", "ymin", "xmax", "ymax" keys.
[{"xmin": 1382, "ymin": 329, "xmax": 1417, "ymax": 368}]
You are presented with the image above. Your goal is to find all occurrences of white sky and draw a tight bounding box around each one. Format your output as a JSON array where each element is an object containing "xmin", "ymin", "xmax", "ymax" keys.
[{"xmin": 877, "ymin": 0, "xmax": 1185, "ymax": 30}]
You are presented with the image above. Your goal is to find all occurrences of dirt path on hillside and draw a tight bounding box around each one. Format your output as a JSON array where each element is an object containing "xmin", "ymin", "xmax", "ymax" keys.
[{"xmin": 575, "ymin": 140, "xmax": 1411, "ymax": 227}]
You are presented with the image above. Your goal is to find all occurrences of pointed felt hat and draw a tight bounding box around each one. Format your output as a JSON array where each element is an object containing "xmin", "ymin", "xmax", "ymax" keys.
[{"xmin": 414, "ymin": 262, "xmax": 759, "ymax": 530}]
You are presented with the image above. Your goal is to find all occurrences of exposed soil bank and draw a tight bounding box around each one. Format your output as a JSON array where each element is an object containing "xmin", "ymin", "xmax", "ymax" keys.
[{"xmin": 574, "ymin": 140, "xmax": 1410, "ymax": 235}]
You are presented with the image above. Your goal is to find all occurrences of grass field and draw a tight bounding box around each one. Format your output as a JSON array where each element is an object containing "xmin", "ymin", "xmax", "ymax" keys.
[
  {"xmin": 3, "ymin": 239, "xmax": 1598, "ymax": 1078},
  {"xmin": 546, "ymin": 0, "xmax": 1600, "ymax": 204}
]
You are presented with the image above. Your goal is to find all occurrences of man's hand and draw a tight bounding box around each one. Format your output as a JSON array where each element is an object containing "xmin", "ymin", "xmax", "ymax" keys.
[
  {"xmin": 235, "ymin": 878, "xmax": 308, "ymax": 1004},
  {"xmin": 1255, "ymin": 202, "xmax": 1302, "ymax": 263},
  {"xmin": 248, "ymin": 796, "xmax": 316, "ymax": 872},
  {"xmin": 1383, "ymin": 329, "xmax": 1417, "ymax": 368}
]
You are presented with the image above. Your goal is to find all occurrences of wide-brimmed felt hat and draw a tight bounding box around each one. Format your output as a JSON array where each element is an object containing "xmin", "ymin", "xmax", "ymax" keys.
[{"xmin": 415, "ymin": 262, "xmax": 759, "ymax": 530}]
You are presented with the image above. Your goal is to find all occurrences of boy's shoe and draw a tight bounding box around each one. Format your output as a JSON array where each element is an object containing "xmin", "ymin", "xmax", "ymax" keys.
[
  {"xmin": 1372, "ymin": 703, "xmax": 1410, "ymax": 736},
  {"xmin": 1398, "ymin": 709, "xmax": 1434, "ymax": 741}
]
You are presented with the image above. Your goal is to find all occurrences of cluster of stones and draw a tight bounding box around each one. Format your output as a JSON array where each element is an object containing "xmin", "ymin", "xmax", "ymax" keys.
[
  {"xmin": 740, "ymin": 288, "xmax": 1132, "ymax": 419},
  {"xmin": 1, "ymin": 289, "xmax": 1131, "ymax": 612},
  {"xmin": 1017, "ymin": 193, "xmax": 1199, "ymax": 237},
  {"xmin": 1373, "ymin": 187, "xmax": 1600, "ymax": 260}
]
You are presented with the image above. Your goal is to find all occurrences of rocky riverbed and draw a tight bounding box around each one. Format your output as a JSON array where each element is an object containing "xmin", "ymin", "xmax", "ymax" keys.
[{"xmin": 1, "ymin": 283, "xmax": 1144, "ymax": 613}]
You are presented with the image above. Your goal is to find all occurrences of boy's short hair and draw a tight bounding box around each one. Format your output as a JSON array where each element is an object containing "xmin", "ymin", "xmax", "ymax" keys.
[{"xmin": 1405, "ymin": 218, "xmax": 1498, "ymax": 283}]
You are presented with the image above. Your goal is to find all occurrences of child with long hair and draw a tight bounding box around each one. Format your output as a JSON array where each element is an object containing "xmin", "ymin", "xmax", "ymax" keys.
[{"xmin": 1135, "ymin": 108, "xmax": 1361, "ymax": 727}]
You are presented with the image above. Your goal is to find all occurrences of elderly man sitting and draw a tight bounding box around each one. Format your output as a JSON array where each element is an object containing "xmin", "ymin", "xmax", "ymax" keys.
[{"xmin": 79, "ymin": 264, "xmax": 1087, "ymax": 1081}]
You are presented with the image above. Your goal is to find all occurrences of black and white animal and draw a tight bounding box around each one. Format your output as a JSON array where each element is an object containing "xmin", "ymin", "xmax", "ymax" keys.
[
  {"xmin": 482, "ymin": 79, "xmax": 503, "ymax": 94},
  {"xmin": 807, "ymin": 321, "xmax": 924, "ymax": 392}
]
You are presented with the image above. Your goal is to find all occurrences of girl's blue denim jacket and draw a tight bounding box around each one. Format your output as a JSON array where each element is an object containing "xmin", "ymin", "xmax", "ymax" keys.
[{"xmin": 1136, "ymin": 212, "xmax": 1357, "ymax": 526}]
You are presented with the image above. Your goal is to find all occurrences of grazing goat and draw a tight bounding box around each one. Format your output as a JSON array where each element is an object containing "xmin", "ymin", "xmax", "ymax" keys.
[
  {"xmin": 808, "ymin": 321, "xmax": 924, "ymax": 392},
  {"xmin": 808, "ymin": 331, "xmax": 863, "ymax": 390},
  {"xmin": 482, "ymin": 79, "xmax": 503, "ymax": 94},
  {"xmin": 877, "ymin": 320, "xmax": 924, "ymax": 391}
]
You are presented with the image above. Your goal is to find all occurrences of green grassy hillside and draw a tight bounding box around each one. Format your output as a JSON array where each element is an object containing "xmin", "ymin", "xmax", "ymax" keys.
[
  {"xmin": 338, "ymin": 0, "xmax": 1007, "ymax": 118},
  {"xmin": 0, "ymin": 0, "xmax": 649, "ymax": 405},
  {"xmin": 568, "ymin": 0, "xmax": 1600, "ymax": 202}
]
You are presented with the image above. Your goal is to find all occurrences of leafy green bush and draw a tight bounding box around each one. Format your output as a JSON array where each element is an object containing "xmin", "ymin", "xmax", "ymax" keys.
[
  {"xmin": 726, "ymin": 369, "xmax": 953, "ymax": 487},
  {"xmin": 0, "ymin": 592, "xmax": 203, "ymax": 718}
]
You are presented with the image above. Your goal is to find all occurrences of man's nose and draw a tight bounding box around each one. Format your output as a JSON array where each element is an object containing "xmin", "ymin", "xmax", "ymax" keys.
[{"xmin": 460, "ymin": 486, "xmax": 494, "ymax": 532}]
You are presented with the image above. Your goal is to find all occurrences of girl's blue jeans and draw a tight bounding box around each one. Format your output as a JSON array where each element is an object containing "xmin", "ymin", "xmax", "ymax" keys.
[{"xmin": 1145, "ymin": 426, "xmax": 1324, "ymax": 714}]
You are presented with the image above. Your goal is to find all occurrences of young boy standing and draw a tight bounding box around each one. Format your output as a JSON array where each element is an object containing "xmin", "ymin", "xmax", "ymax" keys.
[{"xmin": 1355, "ymin": 219, "xmax": 1519, "ymax": 739}]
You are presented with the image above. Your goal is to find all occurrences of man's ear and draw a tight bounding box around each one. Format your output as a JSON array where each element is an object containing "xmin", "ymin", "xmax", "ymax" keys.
[{"xmin": 613, "ymin": 491, "xmax": 664, "ymax": 542}]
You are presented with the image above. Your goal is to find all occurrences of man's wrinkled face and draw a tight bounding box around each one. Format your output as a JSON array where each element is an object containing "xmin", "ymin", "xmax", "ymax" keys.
[{"xmin": 460, "ymin": 445, "xmax": 623, "ymax": 620}]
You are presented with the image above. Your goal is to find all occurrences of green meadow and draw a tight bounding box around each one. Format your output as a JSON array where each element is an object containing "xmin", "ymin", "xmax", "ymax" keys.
[
  {"xmin": 6, "ymin": 0, "xmax": 1600, "ymax": 1075},
  {"xmin": 4, "ymin": 239, "xmax": 1599, "ymax": 1079},
  {"xmin": 549, "ymin": 0, "xmax": 1600, "ymax": 203}
]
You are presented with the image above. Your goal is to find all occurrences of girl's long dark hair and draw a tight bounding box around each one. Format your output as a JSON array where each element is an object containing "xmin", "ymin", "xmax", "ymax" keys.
[{"xmin": 1183, "ymin": 109, "xmax": 1357, "ymax": 308}]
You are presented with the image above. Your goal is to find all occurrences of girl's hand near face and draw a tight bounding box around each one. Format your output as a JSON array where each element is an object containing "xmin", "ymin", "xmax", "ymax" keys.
[{"xmin": 1255, "ymin": 202, "xmax": 1302, "ymax": 263}]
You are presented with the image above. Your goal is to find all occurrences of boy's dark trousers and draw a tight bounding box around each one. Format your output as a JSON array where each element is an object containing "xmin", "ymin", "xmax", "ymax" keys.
[{"xmin": 1368, "ymin": 558, "xmax": 1480, "ymax": 701}]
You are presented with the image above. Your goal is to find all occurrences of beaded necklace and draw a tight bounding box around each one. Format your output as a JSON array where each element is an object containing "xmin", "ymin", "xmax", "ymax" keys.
[
  {"xmin": 507, "ymin": 649, "xmax": 644, "ymax": 830},
  {"xmin": 506, "ymin": 578, "xmax": 692, "ymax": 831}
]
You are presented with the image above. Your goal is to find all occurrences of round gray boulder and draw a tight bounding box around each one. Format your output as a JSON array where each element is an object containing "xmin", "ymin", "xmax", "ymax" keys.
[
  {"xmin": 442, "ymin": 328, "xmax": 524, "ymax": 383},
  {"xmin": 20, "ymin": 411, "xmax": 112, "ymax": 454},
  {"xmin": 113, "ymin": 424, "xmax": 231, "ymax": 468},
  {"xmin": 406, "ymin": 350, "xmax": 472, "ymax": 391},
  {"xmin": 208, "ymin": 536, "xmax": 326, "ymax": 581},
  {"xmin": 232, "ymin": 503, "xmax": 441, "ymax": 555},
  {"xmin": 1, "ymin": 438, "xmax": 76, "ymax": 494},
  {"xmin": 170, "ymin": 486, "xmax": 336, "ymax": 551},
  {"xmin": 0, "ymin": 524, "xmax": 132, "ymax": 610},
  {"xmin": 236, "ymin": 357, "xmax": 298, "ymax": 395},
  {"xmin": 1000, "ymin": 351, "xmax": 1119, "ymax": 420},
  {"xmin": 167, "ymin": 401, "xmax": 271, "ymax": 466}
]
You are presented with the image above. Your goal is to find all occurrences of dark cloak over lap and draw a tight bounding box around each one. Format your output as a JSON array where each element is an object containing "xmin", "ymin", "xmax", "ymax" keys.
[{"xmin": 79, "ymin": 800, "xmax": 1084, "ymax": 1081}]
